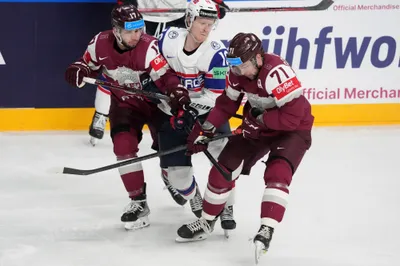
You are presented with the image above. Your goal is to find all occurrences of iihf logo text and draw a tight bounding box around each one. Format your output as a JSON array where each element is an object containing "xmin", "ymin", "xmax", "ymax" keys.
[{"xmin": 222, "ymin": 26, "xmax": 399, "ymax": 70}]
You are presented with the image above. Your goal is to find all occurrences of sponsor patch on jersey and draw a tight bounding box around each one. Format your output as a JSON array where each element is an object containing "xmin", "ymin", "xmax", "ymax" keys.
[
  {"xmin": 150, "ymin": 54, "xmax": 167, "ymax": 71},
  {"xmin": 211, "ymin": 41, "xmax": 221, "ymax": 50},
  {"xmin": 212, "ymin": 67, "xmax": 228, "ymax": 79},
  {"xmin": 272, "ymin": 76, "xmax": 301, "ymax": 100},
  {"xmin": 168, "ymin": 30, "xmax": 179, "ymax": 39}
]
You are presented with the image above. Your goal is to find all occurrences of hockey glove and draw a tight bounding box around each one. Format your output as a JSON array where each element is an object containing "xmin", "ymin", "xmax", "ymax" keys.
[
  {"xmin": 186, "ymin": 121, "xmax": 216, "ymax": 156},
  {"xmin": 167, "ymin": 85, "xmax": 191, "ymax": 115},
  {"xmin": 170, "ymin": 106, "xmax": 199, "ymax": 132},
  {"xmin": 65, "ymin": 62, "xmax": 92, "ymax": 88},
  {"xmin": 241, "ymin": 108, "xmax": 266, "ymax": 140}
]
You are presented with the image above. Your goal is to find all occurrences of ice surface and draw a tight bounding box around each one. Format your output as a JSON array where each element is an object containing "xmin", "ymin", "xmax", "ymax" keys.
[{"xmin": 1, "ymin": 126, "xmax": 400, "ymax": 266}]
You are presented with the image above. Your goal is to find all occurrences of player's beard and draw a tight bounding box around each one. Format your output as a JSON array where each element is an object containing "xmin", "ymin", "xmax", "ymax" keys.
[
  {"xmin": 122, "ymin": 39, "xmax": 137, "ymax": 50},
  {"xmin": 113, "ymin": 28, "xmax": 138, "ymax": 51},
  {"xmin": 249, "ymin": 57, "xmax": 262, "ymax": 80}
]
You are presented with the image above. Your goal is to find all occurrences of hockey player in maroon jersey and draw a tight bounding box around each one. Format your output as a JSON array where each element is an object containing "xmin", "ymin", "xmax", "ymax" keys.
[
  {"xmin": 64, "ymin": 4, "xmax": 190, "ymax": 230},
  {"xmin": 176, "ymin": 32, "xmax": 314, "ymax": 262},
  {"xmin": 87, "ymin": 0, "xmax": 226, "ymax": 147}
]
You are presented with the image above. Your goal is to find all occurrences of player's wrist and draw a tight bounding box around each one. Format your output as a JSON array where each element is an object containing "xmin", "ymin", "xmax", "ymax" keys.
[{"xmin": 201, "ymin": 121, "xmax": 216, "ymax": 133}]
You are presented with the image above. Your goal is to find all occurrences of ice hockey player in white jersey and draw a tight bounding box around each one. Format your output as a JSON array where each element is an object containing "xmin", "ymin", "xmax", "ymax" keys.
[{"xmin": 156, "ymin": 0, "xmax": 236, "ymax": 234}]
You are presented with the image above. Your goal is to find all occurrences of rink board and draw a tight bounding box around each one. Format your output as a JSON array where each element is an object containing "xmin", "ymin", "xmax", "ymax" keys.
[{"xmin": 1, "ymin": 103, "xmax": 400, "ymax": 131}]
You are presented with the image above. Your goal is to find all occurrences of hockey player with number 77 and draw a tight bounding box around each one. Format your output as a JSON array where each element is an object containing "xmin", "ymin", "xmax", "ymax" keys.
[{"xmin": 177, "ymin": 32, "xmax": 314, "ymax": 263}]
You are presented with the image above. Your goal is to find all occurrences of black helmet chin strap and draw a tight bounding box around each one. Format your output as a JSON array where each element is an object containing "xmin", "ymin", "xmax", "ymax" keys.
[{"xmin": 250, "ymin": 54, "xmax": 263, "ymax": 78}]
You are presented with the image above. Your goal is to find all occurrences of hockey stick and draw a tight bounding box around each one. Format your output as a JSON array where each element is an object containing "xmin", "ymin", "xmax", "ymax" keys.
[
  {"xmin": 83, "ymin": 77, "xmax": 170, "ymax": 101},
  {"xmin": 62, "ymin": 128, "xmax": 242, "ymax": 176},
  {"xmin": 138, "ymin": 0, "xmax": 333, "ymax": 13},
  {"xmin": 83, "ymin": 77, "xmax": 244, "ymax": 120},
  {"xmin": 203, "ymin": 150, "xmax": 232, "ymax": 181}
]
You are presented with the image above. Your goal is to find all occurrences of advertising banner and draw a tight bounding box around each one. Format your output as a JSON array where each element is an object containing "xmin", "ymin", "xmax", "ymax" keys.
[
  {"xmin": 0, "ymin": 0, "xmax": 399, "ymax": 130},
  {"xmin": 213, "ymin": 0, "xmax": 400, "ymax": 105}
]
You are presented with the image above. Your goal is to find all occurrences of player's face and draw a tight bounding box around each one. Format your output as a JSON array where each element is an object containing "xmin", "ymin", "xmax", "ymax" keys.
[
  {"xmin": 230, "ymin": 54, "xmax": 263, "ymax": 80},
  {"xmin": 230, "ymin": 60, "xmax": 257, "ymax": 79},
  {"xmin": 190, "ymin": 17, "xmax": 215, "ymax": 42},
  {"xmin": 120, "ymin": 28, "xmax": 143, "ymax": 47}
]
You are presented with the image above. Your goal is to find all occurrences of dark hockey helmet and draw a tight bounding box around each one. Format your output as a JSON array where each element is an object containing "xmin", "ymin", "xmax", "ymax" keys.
[
  {"xmin": 226, "ymin": 33, "xmax": 264, "ymax": 66},
  {"xmin": 111, "ymin": 4, "xmax": 144, "ymax": 31}
]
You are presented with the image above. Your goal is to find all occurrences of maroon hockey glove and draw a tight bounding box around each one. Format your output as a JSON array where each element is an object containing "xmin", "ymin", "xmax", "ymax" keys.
[
  {"xmin": 65, "ymin": 62, "xmax": 91, "ymax": 88},
  {"xmin": 170, "ymin": 107, "xmax": 199, "ymax": 133},
  {"xmin": 186, "ymin": 121, "xmax": 216, "ymax": 156},
  {"xmin": 167, "ymin": 85, "xmax": 191, "ymax": 115},
  {"xmin": 241, "ymin": 108, "xmax": 266, "ymax": 140}
]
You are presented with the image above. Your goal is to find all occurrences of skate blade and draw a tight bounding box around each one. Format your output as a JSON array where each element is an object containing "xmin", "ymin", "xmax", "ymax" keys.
[
  {"xmin": 124, "ymin": 217, "xmax": 150, "ymax": 231},
  {"xmin": 89, "ymin": 137, "xmax": 98, "ymax": 146},
  {"xmin": 175, "ymin": 233, "xmax": 209, "ymax": 243},
  {"xmin": 223, "ymin": 229, "xmax": 232, "ymax": 239},
  {"xmin": 254, "ymin": 241, "xmax": 267, "ymax": 264}
]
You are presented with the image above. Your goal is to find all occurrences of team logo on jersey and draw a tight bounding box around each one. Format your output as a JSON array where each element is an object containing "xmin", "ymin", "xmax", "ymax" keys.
[
  {"xmin": 211, "ymin": 41, "xmax": 221, "ymax": 50},
  {"xmin": 168, "ymin": 30, "xmax": 179, "ymax": 39},
  {"xmin": 112, "ymin": 66, "xmax": 142, "ymax": 90}
]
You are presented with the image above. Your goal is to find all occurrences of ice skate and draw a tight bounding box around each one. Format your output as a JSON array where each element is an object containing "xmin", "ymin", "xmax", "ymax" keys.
[
  {"xmin": 176, "ymin": 217, "xmax": 216, "ymax": 243},
  {"xmin": 121, "ymin": 192, "xmax": 150, "ymax": 231},
  {"xmin": 89, "ymin": 111, "xmax": 108, "ymax": 146},
  {"xmin": 220, "ymin": 205, "xmax": 236, "ymax": 238},
  {"xmin": 254, "ymin": 225, "xmax": 274, "ymax": 264},
  {"xmin": 161, "ymin": 170, "xmax": 187, "ymax": 206},
  {"xmin": 189, "ymin": 185, "xmax": 203, "ymax": 218}
]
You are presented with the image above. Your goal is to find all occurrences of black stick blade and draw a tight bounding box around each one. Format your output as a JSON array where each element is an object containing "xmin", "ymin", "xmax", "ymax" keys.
[{"xmin": 62, "ymin": 167, "xmax": 93, "ymax": 176}]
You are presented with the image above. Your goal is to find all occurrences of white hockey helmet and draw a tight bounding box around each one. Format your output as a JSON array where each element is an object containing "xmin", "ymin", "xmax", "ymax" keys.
[{"xmin": 185, "ymin": 0, "xmax": 219, "ymax": 30}]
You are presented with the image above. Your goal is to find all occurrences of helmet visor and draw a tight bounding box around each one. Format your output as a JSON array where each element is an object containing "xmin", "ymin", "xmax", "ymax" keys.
[{"xmin": 227, "ymin": 58, "xmax": 253, "ymax": 76}]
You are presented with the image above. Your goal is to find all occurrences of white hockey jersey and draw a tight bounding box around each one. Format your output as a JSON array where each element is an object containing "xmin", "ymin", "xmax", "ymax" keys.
[{"xmin": 158, "ymin": 27, "xmax": 228, "ymax": 116}]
